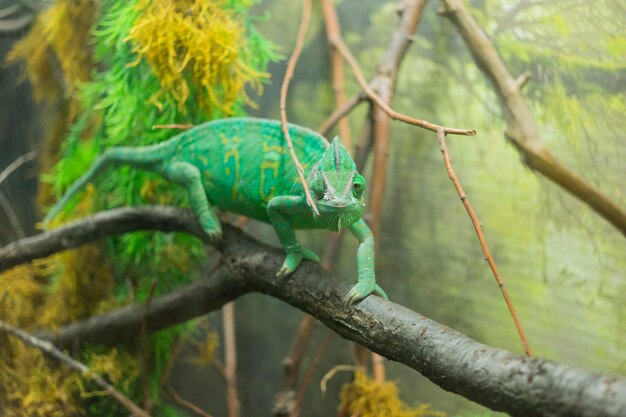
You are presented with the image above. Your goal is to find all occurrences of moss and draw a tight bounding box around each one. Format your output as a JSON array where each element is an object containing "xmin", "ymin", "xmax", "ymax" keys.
[
  {"xmin": 128, "ymin": 0, "xmax": 268, "ymax": 115},
  {"xmin": 7, "ymin": 0, "xmax": 96, "ymax": 100},
  {"xmin": 339, "ymin": 371, "xmax": 447, "ymax": 417}
]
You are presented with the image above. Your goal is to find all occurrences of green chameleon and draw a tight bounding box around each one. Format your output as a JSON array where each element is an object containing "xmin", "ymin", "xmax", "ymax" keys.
[{"xmin": 45, "ymin": 118, "xmax": 387, "ymax": 303}]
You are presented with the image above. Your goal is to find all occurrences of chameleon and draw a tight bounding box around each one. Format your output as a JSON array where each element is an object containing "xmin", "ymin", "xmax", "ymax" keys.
[{"xmin": 45, "ymin": 117, "xmax": 388, "ymax": 303}]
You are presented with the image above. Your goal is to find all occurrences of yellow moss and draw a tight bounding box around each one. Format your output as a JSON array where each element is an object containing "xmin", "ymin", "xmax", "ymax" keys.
[
  {"xmin": 127, "ymin": 0, "xmax": 268, "ymax": 115},
  {"xmin": 7, "ymin": 0, "xmax": 96, "ymax": 100},
  {"xmin": 7, "ymin": 0, "xmax": 97, "ymax": 207},
  {"xmin": 82, "ymin": 348, "xmax": 139, "ymax": 395},
  {"xmin": 187, "ymin": 330, "xmax": 220, "ymax": 366},
  {"xmin": 0, "ymin": 265, "xmax": 46, "ymax": 327},
  {"xmin": 0, "ymin": 341, "xmax": 82, "ymax": 417},
  {"xmin": 0, "ymin": 182, "xmax": 124, "ymax": 414},
  {"xmin": 339, "ymin": 371, "xmax": 447, "ymax": 417}
]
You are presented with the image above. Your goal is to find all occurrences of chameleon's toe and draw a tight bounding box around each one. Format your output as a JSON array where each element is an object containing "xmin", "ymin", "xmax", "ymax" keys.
[
  {"xmin": 301, "ymin": 247, "xmax": 320, "ymax": 262},
  {"xmin": 199, "ymin": 214, "xmax": 222, "ymax": 241},
  {"xmin": 205, "ymin": 229, "xmax": 222, "ymax": 243},
  {"xmin": 373, "ymin": 283, "xmax": 389, "ymax": 300},
  {"xmin": 343, "ymin": 281, "xmax": 375, "ymax": 304},
  {"xmin": 276, "ymin": 252, "xmax": 303, "ymax": 278}
]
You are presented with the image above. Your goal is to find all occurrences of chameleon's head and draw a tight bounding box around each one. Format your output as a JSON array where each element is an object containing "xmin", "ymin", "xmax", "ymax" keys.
[{"xmin": 308, "ymin": 137, "xmax": 365, "ymax": 231}]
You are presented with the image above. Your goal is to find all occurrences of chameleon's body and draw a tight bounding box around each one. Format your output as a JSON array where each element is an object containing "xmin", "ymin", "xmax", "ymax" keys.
[{"xmin": 45, "ymin": 118, "xmax": 387, "ymax": 302}]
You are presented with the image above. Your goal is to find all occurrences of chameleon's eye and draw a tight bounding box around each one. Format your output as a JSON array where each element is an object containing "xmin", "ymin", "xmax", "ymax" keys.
[{"xmin": 352, "ymin": 175, "xmax": 365, "ymax": 197}]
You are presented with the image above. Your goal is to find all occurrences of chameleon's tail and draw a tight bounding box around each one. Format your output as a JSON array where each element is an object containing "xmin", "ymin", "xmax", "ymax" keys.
[{"xmin": 43, "ymin": 145, "xmax": 168, "ymax": 225}]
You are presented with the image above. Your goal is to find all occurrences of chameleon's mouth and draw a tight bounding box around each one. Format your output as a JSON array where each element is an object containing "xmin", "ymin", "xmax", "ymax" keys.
[{"xmin": 315, "ymin": 200, "xmax": 363, "ymax": 231}]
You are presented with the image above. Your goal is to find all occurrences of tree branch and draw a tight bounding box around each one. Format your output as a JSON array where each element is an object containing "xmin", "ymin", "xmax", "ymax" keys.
[
  {"xmin": 439, "ymin": 0, "xmax": 626, "ymax": 237},
  {"xmin": 1, "ymin": 206, "xmax": 623, "ymax": 417}
]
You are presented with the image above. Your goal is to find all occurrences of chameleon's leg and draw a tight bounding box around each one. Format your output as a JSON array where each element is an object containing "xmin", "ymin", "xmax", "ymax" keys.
[
  {"xmin": 344, "ymin": 218, "xmax": 388, "ymax": 304},
  {"xmin": 266, "ymin": 195, "xmax": 320, "ymax": 278},
  {"xmin": 162, "ymin": 161, "xmax": 221, "ymax": 241}
]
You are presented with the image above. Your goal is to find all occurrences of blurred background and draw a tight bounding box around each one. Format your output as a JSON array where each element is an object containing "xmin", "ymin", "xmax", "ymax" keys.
[{"xmin": 0, "ymin": 0, "xmax": 624, "ymax": 416}]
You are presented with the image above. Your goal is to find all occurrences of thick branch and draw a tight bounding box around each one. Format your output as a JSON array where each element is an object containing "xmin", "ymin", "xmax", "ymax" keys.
[
  {"xmin": 439, "ymin": 0, "xmax": 626, "ymax": 237},
  {"xmin": 0, "ymin": 206, "xmax": 208, "ymax": 273},
  {"xmin": 2, "ymin": 207, "xmax": 623, "ymax": 417}
]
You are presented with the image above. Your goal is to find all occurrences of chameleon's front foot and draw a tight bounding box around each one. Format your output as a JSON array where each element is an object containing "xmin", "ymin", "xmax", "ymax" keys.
[
  {"xmin": 344, "ymin": 281, "xmax": 388, "ymax": 304},
  {"xmin": 276, "ymin": 248, "xmax": 320, "ymax": 278}
]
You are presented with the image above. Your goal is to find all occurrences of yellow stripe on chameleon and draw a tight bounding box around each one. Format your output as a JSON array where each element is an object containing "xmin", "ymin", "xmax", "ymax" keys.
[{"xmin": 260, "ymin": 160, "xmax": 279, "ymax": 202}]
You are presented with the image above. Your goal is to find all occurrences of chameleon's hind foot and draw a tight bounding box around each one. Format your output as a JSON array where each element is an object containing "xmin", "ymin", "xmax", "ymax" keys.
[
  {"xmin": 199, "ymin": 213, "xmax": 222, "ymax": 242},
  {"xmin": 276, "ymin": 247, "xmax": 320, "ymax": 278},
  {"xmin": 344, "ymin": 282, "xmax": 388, "ymax": 304}
]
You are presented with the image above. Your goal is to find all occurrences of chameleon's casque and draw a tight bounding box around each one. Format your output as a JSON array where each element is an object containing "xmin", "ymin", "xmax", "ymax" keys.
[{"xmin": 45, "ymin": 118, "xmax": 387, "ymax": 303}]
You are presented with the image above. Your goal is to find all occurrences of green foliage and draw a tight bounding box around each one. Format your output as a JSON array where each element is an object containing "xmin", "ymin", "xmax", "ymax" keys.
[{"xmin": 4, "ymin": 0, "xmax": 277, "ymax": 415}]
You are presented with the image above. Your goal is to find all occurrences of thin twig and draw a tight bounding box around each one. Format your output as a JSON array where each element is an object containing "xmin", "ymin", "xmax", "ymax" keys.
[
  {"xmin": 140, "ymin": 280, "xmax": 158, "ymax": 411},
  {"xmin": 0, "ymin": 189, "xmax": 26, "ymax": 239},
  {"xmin": 293, "ymin": 329, "xmax": 333, "ymax": 412},
  {"xmin": 317, "ymin": 93, "xmax": 366, "ymax": 138},
  {"xmin": 223, "ymin": 302, "xmax": 240, "ymax": 417},
  {"xmin": 0, "ymin": 319, "xmax": 152, "ymax": 417},
  {"xmin": 279, "ymin": 0, "xmax": 319, "ymax": 216},
  {"xmin": 212, "ymin": 357, "xmax": 227, "ymax": 382},
  {"xmin": 272, "ymin": 315, "xmax": 316, "ymax": 417},
  {"xmin": 436, "ymin": 128, "xmax": 532, "ymax": 357},
  {"xmin": 0, "ymin": 150, "xmax": 38, "ymax": 186},
  {"xmin": 151, "ymin": 124, "xmax": 194, "ymax": 130},
  {"xmin": 328, "ymin": 35, "xmax": 475, "ymax": 136},
  {"xmin": 166, "ymin": 385, "xmax": 214, "ymax": 417},
  {"xmin": 159, "ymin": 338, "xmax": 184, "ymax": 387}
]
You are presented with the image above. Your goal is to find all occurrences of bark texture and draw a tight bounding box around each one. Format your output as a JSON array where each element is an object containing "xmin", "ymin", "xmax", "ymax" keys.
[{"xmin": 1, "ymin": 206, "xmax": 623, "ymax": 417}]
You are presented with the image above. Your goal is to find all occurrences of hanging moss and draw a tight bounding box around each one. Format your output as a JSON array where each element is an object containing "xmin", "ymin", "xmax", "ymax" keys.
[
  {"xmin": 128, "ymin": 0, "xmax": 268, "ymax": 115},
  {"xmin": 339, "ymin": 371, "xmax": 447, "ymax": 417},
  {"xmin": 6, "ymin": 0, "xmax": 98, "ymax": 207},
  {"xmin": 7, "ymin": 0, "xmax": 96, "ymax": 101}
]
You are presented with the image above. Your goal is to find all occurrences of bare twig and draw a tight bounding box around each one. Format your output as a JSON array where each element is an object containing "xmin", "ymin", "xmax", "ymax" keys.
[
  {"xmin": 328, "ymin": 32, "xmax": 475, "ymax": 136},
  {"xmin": 272, "ymin": 315, "xmax": 317, "ymax": 417},
  {"xmin": 212, "ymin": 357, "xmax": 227, "ymax": 382},
  {"xmin": 0, "ymin": 5, "xmax": 21, "ymax": 19},
  {"xmin": 437, "ymin": 129, "xmax": 532, "ymax": 357},
  {"xmin": 223, "ymin": 302, "xmax": 240, "ymax": 417},
  {"xmin": 159, "ymin": 339, "xmax": 184, "ymax": 387},
  {"xmin": 166, "ymin": 385, "xmax": 214, "ymax": 417},
  {"xmin": 0, "ymin": 150, "xmax": 38, "ymax": 186},
  {"xmin": 317, "ymin": 93, "xmax": 366, "ymax": 138},
  {"xmin": 0, "ymin": 319, "xmax": 152, "ymax": 417},
  {"xmin": 0, "ymin": 190, "xmax": 26, "ymax": 239},
  {"xmin": 279, "ymin": 0, "xmax": 319, "ymax": 216},
  {"xmin": 293, "ymin": 329, "xmax": 333, "ymax": 412},
  {"xmin": 140, "ymin": 280, "xmax": 158, "ymax": 411},
  {"xmin": 0, "ymin": 13, "xmax": 33, "ymax": 32},
  {"xmin": 152, "ymin": 124, "xmax": 194, "ymax": 130}
]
